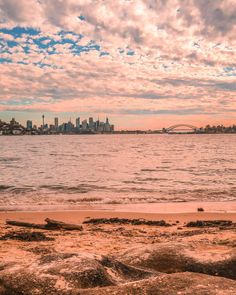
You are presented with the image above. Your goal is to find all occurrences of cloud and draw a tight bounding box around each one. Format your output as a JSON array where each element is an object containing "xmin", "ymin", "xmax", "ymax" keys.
[
  {"xmin": 194, "ymin": 0, "xmax": 236, "ymax": 38},
  {"xmin": 216, "ymin": 82, "xmax": 236, "ymax": 91},
  {"xmin": 108, "ymin": 107, "xmax": 208, "ymax": 116},
  {"xmin": 0, "ymin": 0, "xmax": 42, "ymax": 24},
  {"xmin": 0, "ymin": 0, "xmax": 236, "ymax": 128}
]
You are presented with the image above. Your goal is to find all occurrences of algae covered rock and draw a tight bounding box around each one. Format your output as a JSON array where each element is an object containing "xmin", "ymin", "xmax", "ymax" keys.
[
  {"xmin": 0, "ymin": 253, "xmax": 155, "ymax": 295},
  {"xmin": 119, "ymin": 242, "xmax": 236, "ymax": 280},
  {"xmin": 78, "ymin": 272, "xmax": 236, "ymax": 295}
]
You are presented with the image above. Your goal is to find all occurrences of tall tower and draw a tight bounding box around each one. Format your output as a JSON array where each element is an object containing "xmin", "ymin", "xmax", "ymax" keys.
[{"xmin": 42, "ymin": 115, "xmax": 45, "ymax": 130}]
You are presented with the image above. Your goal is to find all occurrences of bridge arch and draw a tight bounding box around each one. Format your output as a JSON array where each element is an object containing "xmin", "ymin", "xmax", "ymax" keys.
[{"xmin": 166, "ymin": 124, "xmax": 198, "ymax": 133}]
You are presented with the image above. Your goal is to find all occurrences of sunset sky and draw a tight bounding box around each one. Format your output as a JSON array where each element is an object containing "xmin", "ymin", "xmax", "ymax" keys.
[{"xmin": 0, "ymin": 0, "xmax": 235, "ymax": 129}]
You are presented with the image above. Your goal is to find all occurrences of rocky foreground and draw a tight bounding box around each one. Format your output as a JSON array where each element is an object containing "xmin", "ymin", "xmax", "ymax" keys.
[{"xmin": 0, "ymin": 216, "xmax": 236, "ymax": 294}]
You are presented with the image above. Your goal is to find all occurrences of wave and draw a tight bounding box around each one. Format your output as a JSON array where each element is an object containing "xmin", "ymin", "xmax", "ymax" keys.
[
  {"xmin": 39, "ymin": 184, "xmax": 111, "ymax": 194},
  {"xmin": 0, "ymin": 157, "xmax": 20, "ymax": 162}
]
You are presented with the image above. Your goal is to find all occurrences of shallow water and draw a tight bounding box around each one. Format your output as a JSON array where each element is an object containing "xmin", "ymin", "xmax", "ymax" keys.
[{"xmin": 0, "ymin": 134, "xmax": 236, "ymax": 210}]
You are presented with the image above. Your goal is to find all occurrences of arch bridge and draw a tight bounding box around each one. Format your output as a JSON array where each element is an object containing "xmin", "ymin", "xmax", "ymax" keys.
[{"xmin": 165, "ymin": 124, "xmax": 199, "ymax": 133}]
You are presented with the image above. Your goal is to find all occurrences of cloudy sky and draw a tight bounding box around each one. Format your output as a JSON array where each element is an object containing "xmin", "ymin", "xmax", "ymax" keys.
[{"xmin": 0, "ymin": 0, "xmax": 235, "ymax": 129}]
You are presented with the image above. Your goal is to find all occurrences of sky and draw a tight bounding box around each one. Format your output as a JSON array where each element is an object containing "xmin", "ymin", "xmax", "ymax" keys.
[{"xmin": 0, "ymin": 0, "xmax": 235, "ymax": 130}]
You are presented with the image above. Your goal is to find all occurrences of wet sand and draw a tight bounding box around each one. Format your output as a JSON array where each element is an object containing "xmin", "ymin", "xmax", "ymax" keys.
[{"xmin": 1, "ymin": 209, "xmax": 236, "ymax": 225}]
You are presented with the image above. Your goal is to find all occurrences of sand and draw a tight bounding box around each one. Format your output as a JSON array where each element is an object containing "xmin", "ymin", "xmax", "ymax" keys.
[
  {"xmin": 1, "ymin": 208, "xmax": 236, "ymax": 255},
  {"xmin": 0, "ymin": 209, "xmax": 236, "ymax": 223}
]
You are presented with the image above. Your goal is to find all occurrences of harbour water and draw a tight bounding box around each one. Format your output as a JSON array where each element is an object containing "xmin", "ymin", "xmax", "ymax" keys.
[{"xmin": 0, "ymin": 134, "xmax": 236, "ymax": 211}]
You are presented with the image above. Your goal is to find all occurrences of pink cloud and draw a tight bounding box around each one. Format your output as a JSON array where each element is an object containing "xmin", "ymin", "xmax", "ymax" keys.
[{"xmin": 0, "ymin": 0, "xmax": 235, "ymax": 128}]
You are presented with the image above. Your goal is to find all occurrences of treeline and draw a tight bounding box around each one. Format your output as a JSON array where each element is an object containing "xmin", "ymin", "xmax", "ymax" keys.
[{"xmin": 201, "ymin": 125, "xmax": 236, "ymax": 133}]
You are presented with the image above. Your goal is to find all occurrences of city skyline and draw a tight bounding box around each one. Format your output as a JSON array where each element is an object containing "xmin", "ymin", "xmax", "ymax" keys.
[
  {"xmin": 0, "ymin": 111, "xmax": 236, "ymax": 131},
  {"xmin": 2, "ymin": 115, "xmax": 236, "ymax": 135},
  {"xmin": 0, "ymin": 1, "xmax": 235, "ymax": 128},
  {"xmin": 0, "ymin": 115, "xmax": 115, "ymax": 135}
]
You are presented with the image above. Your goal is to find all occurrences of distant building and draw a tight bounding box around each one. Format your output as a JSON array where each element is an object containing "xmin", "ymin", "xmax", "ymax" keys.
[
  {"xmin": 26, "ymin": 120, "xmax": 33, "ymax": 130},
  {"xmin": 82, "ymin": 119, "xmax": 88, "ymax": 131},
  {"xmin": 105, "ymin": 117, "xmax": 110, "ymax": 132},
  {"xmin": 89, "ymin": 117, "xmax": 94, "ymax": 131},
  {"xmin": 10, "ymin": 118, "xmax": 17, "ymax": 126},
  {"xmin": 54, "ymin": 117, "xmax": 59, "ymax": 129},
  {"xmin": 42, "ymin": 115, "xmax": 45, "ymax": 130},
  {"xmin": 60, "ymin": 123, "xmax": 66, "ymax": 133},
  {"xmin": 95, "ymin": 119, "xmax": 100, "ymax": 131},
  {"xmin": 65, "ymin": 121, "xmax": 74, "ymax": 133},
  {"xmin": 12, "ymin": 128, "xmax": 23, "ymax": 135},
  {"xmin": 76, "ymin": 117, "xmax": 80, "ymax": 130},
  {"xmin": 98, "ymin": 122, "xmax": 105, "ymax": 133}
]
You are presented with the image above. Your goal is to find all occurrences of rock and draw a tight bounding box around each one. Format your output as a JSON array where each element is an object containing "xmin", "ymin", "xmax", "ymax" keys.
[
  {"xmin": 0, "ymin": 272, "xmax": 61, "ymax": 295},
  {"xmin": 0, "ymin": 253, "xmax": 155, "ymax": 295},
  {"xmin": 44, "ymin": 218, "xmax": 83, "ymax": 231},
  {"xmin": 1, "ymin": 245, "xmax": 236, "ymax": 294},
  {"xmin": 0, "ymin": 230, "xmax": 54, "ymax": 242},
  {"xmin": 83, "ymin": 218, "xmax": 171, "ymax": 227},
  {"xmin": 186, "ymin": 220, "xmax": 233, "ymax": 228},
  {"xmin": 78, "ymin": 272, "xmax": 236, "ymax": 295},
  {"xmin": 197, "ymin": 207, "xmax": 204, "ymax": 212},
  {"xmin": 119, "ymin": 243, "xmax": 236, "ymax": 280},
  {"xmin": 99, "ymin": 256, "xmax": 158, "ymax": 281},
  {"xmin": 6, "ymin": 218, "xmax": 83, "ymax": 231}
]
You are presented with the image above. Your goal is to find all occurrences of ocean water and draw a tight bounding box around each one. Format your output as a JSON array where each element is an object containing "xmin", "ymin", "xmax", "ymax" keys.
[{"xmin": 0, "ymin": 134, "xmax": 236, "ymax": 210}]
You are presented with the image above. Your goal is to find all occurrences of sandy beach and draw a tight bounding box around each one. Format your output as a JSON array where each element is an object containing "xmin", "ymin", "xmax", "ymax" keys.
[
  {"xmin": 1, "ymin": 207, "xmax": 236, "ymax": 222},
  {"xmin": 0, "ymin": 205, "xmax": 236, "ymax": 294}
]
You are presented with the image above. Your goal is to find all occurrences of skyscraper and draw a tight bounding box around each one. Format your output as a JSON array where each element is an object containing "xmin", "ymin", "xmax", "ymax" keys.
[
  {"xmin": 105, "ymin": 117, "xmax": 110, "ymax": 132},
  {"xmin": 82, "ymin": 119, "xmax": 88, "ymax": 131},
  {"xmin": 89, "ymin": 117, "xmax": 94, "ymax": 131},
  {"xmin": 66, "ymin": 121, "xmax": 74, "ymax": 132},
  {"xmin": 54, "ymin": 117, "xmax": 59, "ymax": 129},
  {"xmin": 76, "ymin": 117, "xmax": 80, "ymax": 130},
  {"xmin": 26, "ymin": 120, "xmax": 33, "ymax": 130},
  {"xmin": 95, "ymin": 118, "xmax": 100, "ymax": 131}
]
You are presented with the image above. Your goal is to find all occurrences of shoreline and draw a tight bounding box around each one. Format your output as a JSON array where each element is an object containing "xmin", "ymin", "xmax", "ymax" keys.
[
  {"xmin": 1, "ymin": 210, "xmax": 236, "ymax": 225},
  {"xmin": 1, "ymin": 200, "xmax": 236, "ymax": 215}
]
